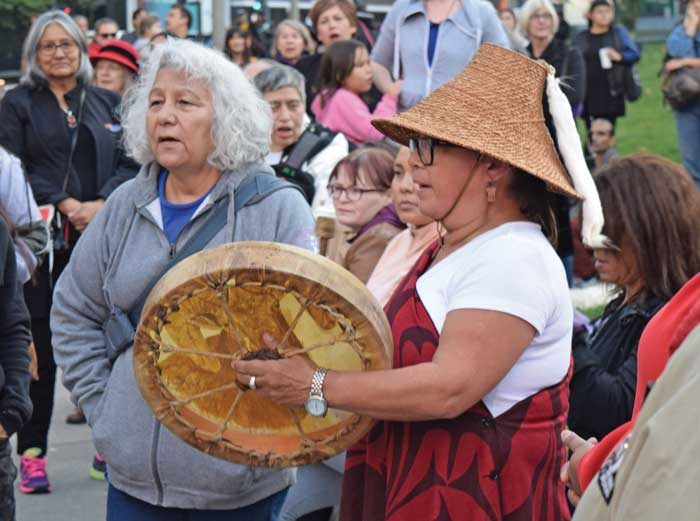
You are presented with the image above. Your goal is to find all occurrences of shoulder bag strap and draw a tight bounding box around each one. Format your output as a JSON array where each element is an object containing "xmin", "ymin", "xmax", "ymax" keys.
[
  {"xmin": 61, "ymin": 87, "xmax": 87, "ymax": 193},
  {"xmin": 125, "ymin": 174, "xmax": 302, "ymax": 327}
]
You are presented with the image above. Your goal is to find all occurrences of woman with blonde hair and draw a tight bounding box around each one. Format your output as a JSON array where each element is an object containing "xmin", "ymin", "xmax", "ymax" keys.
[{"xmin": 520, "ymin": 0, "xmax": 585, "ymax": 111}]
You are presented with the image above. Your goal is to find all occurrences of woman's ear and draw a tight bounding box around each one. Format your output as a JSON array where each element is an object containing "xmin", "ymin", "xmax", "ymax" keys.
[{"xmin": 481, "ymin": 156, "xmax": 511, "ymax": 184}]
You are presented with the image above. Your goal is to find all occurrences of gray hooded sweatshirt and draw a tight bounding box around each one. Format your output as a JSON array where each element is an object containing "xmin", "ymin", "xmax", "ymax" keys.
[{"xmin": 51, "ymin": 162, "xmax": 315, "ymax": 509}]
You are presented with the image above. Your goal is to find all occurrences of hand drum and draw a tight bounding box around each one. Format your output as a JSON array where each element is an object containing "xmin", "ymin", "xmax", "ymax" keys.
[{"xmin": 133, "ymin": 241, "xmax": 393, "ymax": 468}]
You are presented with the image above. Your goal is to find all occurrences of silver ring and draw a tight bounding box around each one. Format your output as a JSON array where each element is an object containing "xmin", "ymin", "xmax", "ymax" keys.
[{"xmin": 248, "ymin": 375, "xmax": 256, "ymax": 390}]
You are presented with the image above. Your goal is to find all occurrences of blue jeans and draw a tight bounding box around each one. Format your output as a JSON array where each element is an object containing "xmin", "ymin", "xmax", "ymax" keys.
[
  {"xmin": 675, "ymin": 100, "xmax": 700, "ymax": 189},
  {"xmin": 106, "ymin": 484, "xmax": 288, "ymax": 521}
]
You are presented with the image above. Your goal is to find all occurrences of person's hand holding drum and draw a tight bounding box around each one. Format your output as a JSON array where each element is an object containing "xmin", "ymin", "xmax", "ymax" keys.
[{"xmin": 235, "ymin": 333, "xmax": 317, "ymax": 408}]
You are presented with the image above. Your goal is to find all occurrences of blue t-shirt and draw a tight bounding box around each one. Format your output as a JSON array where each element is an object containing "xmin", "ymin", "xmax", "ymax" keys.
[{"xmin": 158, "ymin": 170, "xmax": 217, "ymax": 244}]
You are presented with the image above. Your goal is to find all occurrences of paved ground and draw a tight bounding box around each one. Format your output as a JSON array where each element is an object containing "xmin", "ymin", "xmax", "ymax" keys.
[{"xmin": 13, "ymin": 376, "xmax": 107, "ymax": 521}]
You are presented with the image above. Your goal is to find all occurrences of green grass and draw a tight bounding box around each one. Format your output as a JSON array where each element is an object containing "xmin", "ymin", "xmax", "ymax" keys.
[
  {"xmin": 578, "ymin": 42, "xmax": 681, "ymax": 162},
  {"xmin": 582, "ymin": 304, "xmax": 606, "ymax": 320}
]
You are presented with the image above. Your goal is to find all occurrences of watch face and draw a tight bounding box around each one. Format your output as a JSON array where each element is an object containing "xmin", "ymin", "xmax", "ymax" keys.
[{"xmin": 305, "ymin": 396, "xmax": 327, "ymax": 417}]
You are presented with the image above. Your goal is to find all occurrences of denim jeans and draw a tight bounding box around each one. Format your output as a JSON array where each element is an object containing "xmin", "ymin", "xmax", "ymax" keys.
[
  {"xmin": 0, "ymin": 440, "xmax": 17, "ymax": 521},
  {"xmin": 674, "ymin": 100, "xmax": 700, "ymax": 189},
  {"xmin": 106, "ymin": 484, "xmax": 288, "ymax": 521}
]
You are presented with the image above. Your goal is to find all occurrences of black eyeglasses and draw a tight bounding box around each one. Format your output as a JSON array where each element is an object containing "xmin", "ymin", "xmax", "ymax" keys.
[
  {"xmin": 327, "ymin": 185, "xmax": 384, "ymax": 201},
  {"xmin": 38, "ymin": 41, "xmax": 78, "ymax": 56},
  {"xmin": 99, "ymin": 32, "xmax": 117, "ymax": 39},
  {"xmin": 408, "ymin": 137, "xmax": 458, "ymax": 166}
]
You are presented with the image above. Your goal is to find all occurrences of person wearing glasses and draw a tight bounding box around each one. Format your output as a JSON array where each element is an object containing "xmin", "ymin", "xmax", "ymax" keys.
[
  {"xmin": 327, "ymin": 147, "xmax": 405, "ymax": 284},
  {"xmin": 254, "ymin": 64, "xmax": 349, "ymax": 216},
  {"xmin": 88, "ymin": 17, "xmax": 119, "ymax": 57},
  {"xmin": 234, "ymin": 44, "xmax": 608, "ymax": 520},
  {"xmin": 0, "ymin": 10, "xmax": 138, "ymax": 493}
]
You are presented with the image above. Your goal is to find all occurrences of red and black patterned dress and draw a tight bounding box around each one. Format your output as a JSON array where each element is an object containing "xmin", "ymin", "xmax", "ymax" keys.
[{"xmin": 340, "ymin": 243, "xmax": 571, "ymax": 521}]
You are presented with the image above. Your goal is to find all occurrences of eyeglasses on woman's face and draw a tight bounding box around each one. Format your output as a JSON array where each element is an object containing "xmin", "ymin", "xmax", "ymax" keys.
[
  {"xmin": 327, "ymin": 184, "xmax": 384, "ymax": 202},
  {"xmin": 408, "ymin": 137, "xmax": 459, "ymax": 166},
  {"xmin": 38, "ymin": 40, "xmax": 78, "ymax": 57}
]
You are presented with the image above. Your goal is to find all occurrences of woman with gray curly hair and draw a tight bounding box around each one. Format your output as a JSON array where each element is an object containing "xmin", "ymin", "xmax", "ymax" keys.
[{"xmin": 50, "ymin": 38, "xmax": 315, "ymax": 520}]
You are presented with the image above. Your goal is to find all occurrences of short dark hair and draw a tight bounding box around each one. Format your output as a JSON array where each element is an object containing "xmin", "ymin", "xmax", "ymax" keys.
[
  {"xmin": 132, "ymin": 8, "xmax": 147, "ymax": 22},
  {"xmin": 590, "ymin": 117, "xmax": 615, "ymax": 136},
  {"xmin": 170, "ymin": 4, "xmax": 192, "ymax": 29},
  {"xmin": 595, "ymin": 153, "xmax": 700, "ymax": 301},
  {"xmin": 318, "ymin": 39, "xmax": 366, "ymax": 107}
]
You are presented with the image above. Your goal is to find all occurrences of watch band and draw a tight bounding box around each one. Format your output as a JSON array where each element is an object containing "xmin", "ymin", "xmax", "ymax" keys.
[{"xmin": 310, "ymin": 368, "xmax": 328, "ymax": 397}]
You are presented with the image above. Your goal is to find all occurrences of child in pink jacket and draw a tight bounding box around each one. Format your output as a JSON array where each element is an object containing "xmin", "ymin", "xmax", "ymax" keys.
[{"xmin": 312, "ymin": 40, "xmax": 401, "ymax": 145}]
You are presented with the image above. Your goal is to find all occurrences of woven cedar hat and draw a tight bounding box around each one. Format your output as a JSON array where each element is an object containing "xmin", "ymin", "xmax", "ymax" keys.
[{"xmin": 373, "ymin": 44, "xmax": 579, "ymax": 199}]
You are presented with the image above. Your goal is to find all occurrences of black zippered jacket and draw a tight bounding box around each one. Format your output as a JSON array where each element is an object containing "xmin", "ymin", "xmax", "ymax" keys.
[
  {"xmin": 568, "ymin": 294, "xmax": 664, "ymax": 441},
  {"xmin": 0, "ymin": 218, "xmax": 32, "ymax": 436},
  {"xmin": 0, "ymin": 82, "xmax": 138, "ymax": 206}
]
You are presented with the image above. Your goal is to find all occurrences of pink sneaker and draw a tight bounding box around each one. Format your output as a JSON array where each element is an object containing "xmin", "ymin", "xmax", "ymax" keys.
[{"xmin": 19, "ymin": 448, "xmax": 51, "ymax": 494}]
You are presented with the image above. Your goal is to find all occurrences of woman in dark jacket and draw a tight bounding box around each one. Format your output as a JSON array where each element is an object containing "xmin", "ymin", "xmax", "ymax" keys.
[
  {"xmin": 520, "ymin": 0, "xmax": 585, "ymax": 286},
  {"xmin": 0, "ymin": 10, "xmax": 138, "ymax": 493},
  {"xmin": 521, "ymin": 0, "xmax": 585, "ymax": 111},
  {"xmin": 571, "ymin": 0, "xmax": 640, "ymax": 128},
  {"xmin": 568, "ymin": 154, "xmax": 700, "ymax": 442}
]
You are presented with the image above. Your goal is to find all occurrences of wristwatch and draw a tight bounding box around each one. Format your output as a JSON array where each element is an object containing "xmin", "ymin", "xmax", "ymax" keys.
[{"xmin": 305, "ymin": 368, "xmax": 329, "ymax": 417}]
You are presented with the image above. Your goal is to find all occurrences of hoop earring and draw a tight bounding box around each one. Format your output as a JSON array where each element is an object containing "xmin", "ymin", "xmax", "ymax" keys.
[{"xmin": 486, "ymin": 182, "xmax": 497, "ymax": 203}]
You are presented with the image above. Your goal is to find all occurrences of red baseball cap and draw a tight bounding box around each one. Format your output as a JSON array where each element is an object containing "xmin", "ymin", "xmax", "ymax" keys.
[{"xmin": 90, "ymin": 40, "xmax": 140, "ymax": 74}]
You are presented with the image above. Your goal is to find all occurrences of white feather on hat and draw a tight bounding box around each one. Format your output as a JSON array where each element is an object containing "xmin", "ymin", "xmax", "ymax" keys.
[{"xmin": 544, "ymin": 69, "xmax": 610, "ymax": 249}]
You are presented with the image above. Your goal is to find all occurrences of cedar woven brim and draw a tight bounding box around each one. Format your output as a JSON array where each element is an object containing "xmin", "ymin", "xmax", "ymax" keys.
[{"xmin": 372, "ymin": 43, "xmax": 581, "ymax": 199}]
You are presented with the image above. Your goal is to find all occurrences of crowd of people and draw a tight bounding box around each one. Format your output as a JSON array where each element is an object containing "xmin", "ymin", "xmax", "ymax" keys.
[{"xmin": 0, "ymin": 1, "xmax": 699, "ymax": 521}]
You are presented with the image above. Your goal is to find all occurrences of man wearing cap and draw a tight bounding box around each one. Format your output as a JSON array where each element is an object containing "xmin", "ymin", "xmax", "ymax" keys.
[
  {"xmin": 91, "ymin": 40, "xmax": 140, "ymax": 96},
  {"xmin": 234, "ymin": 44, "xmax": 607, "ymax": 521}
]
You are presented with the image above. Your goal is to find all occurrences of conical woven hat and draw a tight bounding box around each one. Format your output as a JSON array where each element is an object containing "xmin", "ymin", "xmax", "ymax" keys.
[{"xmin": 372, "ymin": 44, "xmax": 580, "ymax": 199}]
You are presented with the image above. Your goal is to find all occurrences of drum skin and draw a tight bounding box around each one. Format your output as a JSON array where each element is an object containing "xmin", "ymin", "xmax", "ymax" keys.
[{"xmin": 133, "ymin": 241, "xmax": 393, "ymax": 468}]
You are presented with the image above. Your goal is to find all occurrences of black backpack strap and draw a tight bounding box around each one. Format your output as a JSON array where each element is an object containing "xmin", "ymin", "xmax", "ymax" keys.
[{"xmin": 103, "ymin": 174, "xmax": 302, "ymax": 363}]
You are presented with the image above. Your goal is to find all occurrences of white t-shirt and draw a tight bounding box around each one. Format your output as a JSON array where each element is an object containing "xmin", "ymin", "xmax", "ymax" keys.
[{"xmin": 416, "ymin": 221, "xmax": 573, "ymax": 418}]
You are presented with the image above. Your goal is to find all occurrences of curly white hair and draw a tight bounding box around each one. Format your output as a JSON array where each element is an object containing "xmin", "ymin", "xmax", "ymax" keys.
[{"xmin": 121, "ymin": 38, "xmax": 272, "ymax": 171}]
